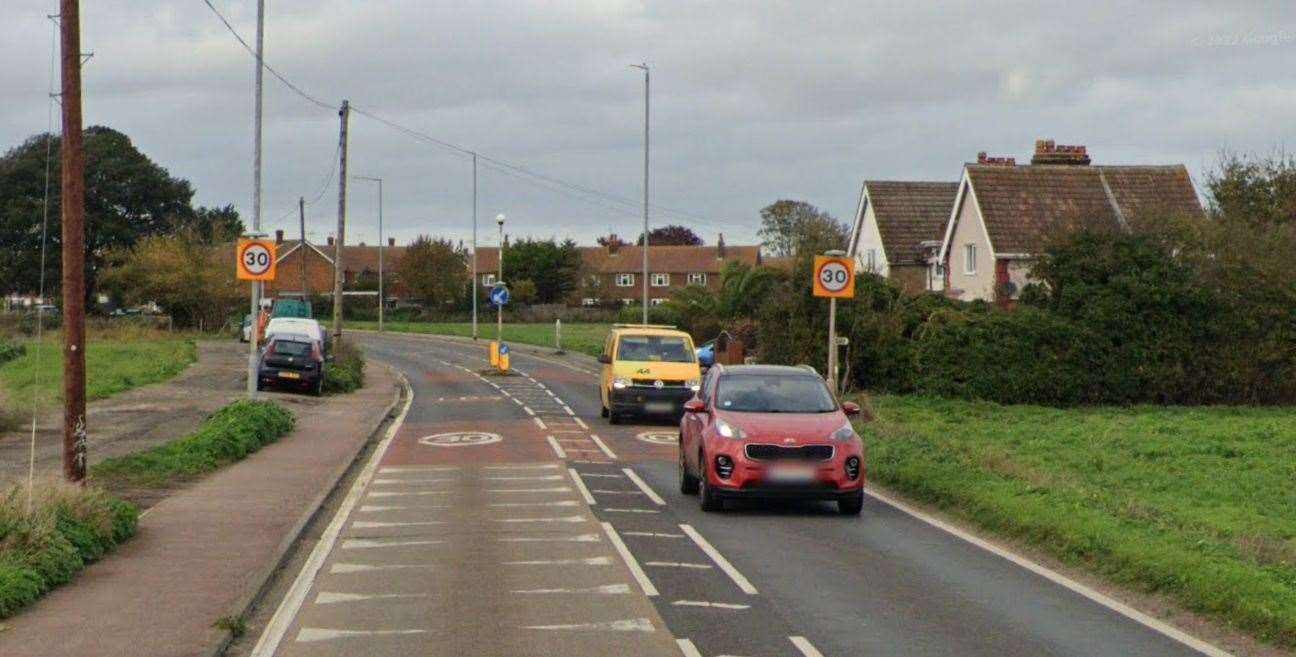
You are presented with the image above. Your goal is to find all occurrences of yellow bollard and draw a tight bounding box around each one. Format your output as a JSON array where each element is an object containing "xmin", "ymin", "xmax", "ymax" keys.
[{"xmin": 489, "ymin": 341, "xmax": 499, "ymax": 367}]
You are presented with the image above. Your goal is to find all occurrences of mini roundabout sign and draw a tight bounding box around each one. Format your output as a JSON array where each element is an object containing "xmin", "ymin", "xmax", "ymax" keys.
[{"xmin": 419, "ymin": 431, "xmax": 503, "ymax": 447}]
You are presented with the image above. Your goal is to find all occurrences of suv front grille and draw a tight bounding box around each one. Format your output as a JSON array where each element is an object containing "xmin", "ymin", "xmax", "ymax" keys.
[{"xmin": 744, "ymin": 444, "xmax": 834, "ymax": 462}]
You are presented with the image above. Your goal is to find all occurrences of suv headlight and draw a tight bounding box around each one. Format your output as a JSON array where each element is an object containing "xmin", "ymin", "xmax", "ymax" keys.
[
  {"xmin": 686, "ymin": 378, "xmax": 701, "ymax": 392},
  {"xmin": 715, "ymin": 418, "xmax": 747, "ymax": 439},
  {"xmin": 831, "ymin": 421, "xmax": 857, "ymax": 442},
  {"xmin": 612, "ymin": 377, "xmax": 631, "ymax": 390}
]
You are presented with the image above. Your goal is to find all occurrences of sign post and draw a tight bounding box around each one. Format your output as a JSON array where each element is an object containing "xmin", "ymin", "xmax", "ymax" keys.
[
  {"xmin": 489, "ymin": 283, "xmax": 509, "ymax": 369},
  {"xmin": 813, "ymin": 251, "xmax": 855, "ymax": 394},
  {"xmin": 238, "ymin": 238, "xmax": 277, "ymax": 398}
]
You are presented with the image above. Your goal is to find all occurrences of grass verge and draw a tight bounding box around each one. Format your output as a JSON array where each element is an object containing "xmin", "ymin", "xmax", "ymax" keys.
[
  {"xmin": 346, "ymin": 320, "xmax": 611, "ymax": 357},
  {"xmin": 323, "ymin": 339, "xmax": 366, "ymax": 394},
  {"xmin": 855, "ymin": 394, "xmax": 1296, "ymax": 648},
  {"xmin": 0, "ymin": 478, "xmax": 138, "ymax": 619},
  {"xmin": 91, "ymin": 400, "xmax": 294, "ymax": 489}
]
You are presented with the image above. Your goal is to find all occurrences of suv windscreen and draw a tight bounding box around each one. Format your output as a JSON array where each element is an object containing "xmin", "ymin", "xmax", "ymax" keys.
[
  {"xmin": 715, "ymin": 374, "xmax": 836, "ymax": 413},
  {"xmin": 616, "ymin": 335, "xmax": 695, "ymax": 363}
]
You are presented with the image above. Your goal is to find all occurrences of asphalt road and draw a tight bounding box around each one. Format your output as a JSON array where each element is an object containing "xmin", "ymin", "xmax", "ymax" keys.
[{"xmin": 246, "ymin": 332, "xmax": 1226, "ymax": 657}]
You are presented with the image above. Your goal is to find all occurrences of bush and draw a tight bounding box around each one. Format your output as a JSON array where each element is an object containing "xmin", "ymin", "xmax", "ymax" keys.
[
  {"xmin": 616, "ymin": 304, "xmax": 683, "ymax": 328},
  {"xmin": 323, "ymin": 339, "xmax": 366, "ymax": 394},
  {"xmin": 0, "ymin": 479, "xmax": 139, "ymax": 619},
  {"xmin": 90, "ymin": 400, "xmax": 294, "ymax": 487},
  {"xmin": 0, "ymin": 338, "xmax": 24, "ymax": 366}
]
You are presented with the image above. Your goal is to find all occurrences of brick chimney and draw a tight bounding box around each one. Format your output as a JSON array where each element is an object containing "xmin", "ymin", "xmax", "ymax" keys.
[
  {"xmin": 274, "ymin": 229, "xmax": 284, "ymax": 244},
  {"xmin": 717, "ymin": 233, "xmax": 726, "ymax": 259},
  {"xmin": 327, "ymin": 236, "xmax": 335, "ymax": 246},
  {"xmin": 388, "ymin": 237, "xmax": 396, "ymax": 247},
  {"xmin": 976, "ymin": 151, "xmax": 1016, "ymax": 166},
  {"xmin": 1031, "ymin": 139, "xmax": 1091, "ymax": 165},
  {"xmin": 607, "ymin": 234, "xmax": 620, "ymax": 256}
]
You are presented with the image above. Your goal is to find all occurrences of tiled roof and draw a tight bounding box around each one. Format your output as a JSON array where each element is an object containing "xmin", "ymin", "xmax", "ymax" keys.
[
  {"xmin": 865, "ymin": 181, "xmax": 958, "ymax": 264},
  {"xmin": 965, "ymin": 164, "xmax": 1203, "ymax": 254},
  {"xmin": 474, "ymin": 245, "xmax": 761, "ymax": 274},
  {"xmin": 275, "ymin": 240, "xmax": 408, "ymax": 272}
]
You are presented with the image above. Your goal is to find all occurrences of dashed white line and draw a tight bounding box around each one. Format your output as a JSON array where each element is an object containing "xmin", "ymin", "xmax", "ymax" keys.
[
  {"xmin": 499, "ymin": 533, "xmax": 601, "ymax": 543},
  {"xmin": 589, "ymin": 489, "xmax": 644, "ymax": 495},
  {"xmin": 622, "ymin": 467, "xmax": 666, "ymax": 505},
  {"xmin": 296, "ymin": 628, "xmax": 427, "ymax": 643},
  {"xmin": 568, "ymin": 468, "xmax": 597, "ymax": 504},
  {"xmin": 524, "ymin": 406, "xmax": 536, "ymax": 416},
  {"xmin": 533, "ymin": 417, "xmax": 548, "ymax": 430},
  {"xmin": 579, "ymin": 472, "xmax": 625, "ymax": 478},
  {"xmin": 604, "ymin": 508, "xmax": 661, "ymax": 514},
  {"xmin": 588, "ymin": 433, "xmax": 618, "ymax": 460},
  {"xmin": 341, "ymin": 538, "xmax": 443, "ymax": 549},
  {"xmin": 490, "ymin": 500, "xmax": 580, "ymax": 508},
  {"xmin": 485, "ymin": 474, "xmax": 563, "ymax": 481},
  {"xmin": 546, "ymin": 435, "xmax": 567, "ymax": 459},
  {"xmin": 522, "ymin": 618, "xmax": 654, "ymax": 632},
  {"xmin": 330, "ymin": 563, "xmax": 434, "ymax": 574},
  {"xmin": 368, "ymin": 491, "xmax": 449, "ymax": 498},
  {"xmin": 351, "ymin": 520, "xmax": 444, "ymax": 529},
  {"xmin": 493, "ymin": 515, "xmax": 587, "ymax": 524},
  {"xmin": 645, "ymin": 561, "xmax": 712, "ymax": 569},
  {"xmin": 372, "ymin": 478, "xmax": 453, "ymax": 485},
  {"xmin": 314, "ymin": 592, "xmax": 431, "ymax": 604},
  {"xmin": 358, "ymin": 505, "xmax": 444, "ymax": 513},
  {"xmin": 487, "ymin": 486, "xmax": 573, "ymax": 493},
  {"xmin": 512, "ymin": 584, "xmax": 630, "ymax": 595},
  {"xmin": 676, "ymin": 638, "xmax": 704, "ymax": 657},
  {"xmin": 789, "ymin": 636, "xmax": 826, "ymax": 657},
  {"xmin": 622, "ymin": 531, "xmax": 685, "ymax": 539},
  {"xmin": 503, "ymin": 556, "xmax": 613, "ymax": 566},
  {"xmin": 484, "ymin": 463, "xmax": 558, "ymax": 470},
  {"xmin": 672, "ymin": 600, "xmax": 751, "ymax": 610},
  {"xmin": 379, "ymin": 466, "xmax": 459, "ymax": 473},
  {"xmin": 680, "ymin": 524, "xmax": 759, "ymax": 595},
  {"xmin": 601, "ymin": 521, "xmax": 658, "ymax": 597},
  {"xmin": 573, "ymin": 416, "xmax": 589, "ymax": 430}
]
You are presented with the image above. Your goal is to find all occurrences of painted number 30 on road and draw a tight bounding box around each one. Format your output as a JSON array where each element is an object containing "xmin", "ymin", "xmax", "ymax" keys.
[
  {"xmin": 236, "ymin": 239, "xmax": 277, "ymax": 281},
  {"xmin": 812, "ymin": 255, "xmax": 855, "ymax": 298}
]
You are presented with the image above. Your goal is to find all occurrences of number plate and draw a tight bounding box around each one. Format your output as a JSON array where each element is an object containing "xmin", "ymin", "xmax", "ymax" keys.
[
  {"xmin": 767, "ymin": 466, "xmax": 816, "ymax": 483},
  {"xmin": 644, "ymin": 401, "xmax": 675, "ymax": 413},
  {"xmin": 278, "ymin": 371, "xmax": 301, "ymax": 380}
]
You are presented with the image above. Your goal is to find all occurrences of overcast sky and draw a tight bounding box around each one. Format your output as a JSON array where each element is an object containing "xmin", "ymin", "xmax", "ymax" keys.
[{"xmin": 2, "ymin": 1, "xmax": 1294, "ymax": 247}]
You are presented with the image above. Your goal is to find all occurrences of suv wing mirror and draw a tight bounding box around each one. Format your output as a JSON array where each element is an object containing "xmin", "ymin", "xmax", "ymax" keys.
[
  {"xmin": 683, "ymin": 399, "xmax": 706, "ymax": 413},
  {"xmin": 597, "ymin": 354, "xmax": 612, "ymax": 364}
]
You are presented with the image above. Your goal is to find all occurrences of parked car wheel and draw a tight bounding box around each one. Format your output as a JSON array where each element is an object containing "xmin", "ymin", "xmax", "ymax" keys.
[
  {"xmin": 679, "ymin": 451, "xmax": 699, "ymax": 495},
  {"xmin": 838, "ymin": 491, "xmax": 864, "ymax": 516},
  {"xmin": 699, "ymin": 454, "xmax": 723, "ymax": 512}
]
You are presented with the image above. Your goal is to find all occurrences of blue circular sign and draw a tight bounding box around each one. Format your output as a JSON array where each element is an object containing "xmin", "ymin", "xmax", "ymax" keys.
[
  {"xmin": 490, "ymin": 285, "xmax": 509, "ymax": 306},
  {"xmin": 499, "ymin": 343, "xmax": 509, "ymax": 355}
]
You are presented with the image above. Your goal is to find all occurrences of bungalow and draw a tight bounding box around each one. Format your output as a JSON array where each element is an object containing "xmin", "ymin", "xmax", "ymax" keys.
[
  {"xmin": 847, "ymin": 181, "xmax": 959, "ymax": 294},
  {"xmin": 939, "ymin": 140, "xmax": 1205, "ymax": 302}
]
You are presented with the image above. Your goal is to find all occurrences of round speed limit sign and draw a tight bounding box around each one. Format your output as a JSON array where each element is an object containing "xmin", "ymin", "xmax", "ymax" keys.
[
  {"xmin": 812, "ymin": 255, "xmax": 855, "ymax": 298},
  {"xmin": 236, "ymin": 239, "xmax": 277, "ymax": 281}
]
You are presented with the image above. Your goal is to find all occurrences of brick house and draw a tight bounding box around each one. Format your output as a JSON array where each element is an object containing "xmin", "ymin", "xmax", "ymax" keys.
[
  {"xmin": 264, "ymin": 231, "xmax": 409, "ymax": 301},
  {"xmin": 847, "ymin": 181, "xmax": 959, "ymax": 294},
  {"xmin": 939, "ymin": 140, "xmax": 1205, "ymax": 303},
  {"xmin": 473, "ymin": 235, "xmax": 762, "ymax": 306}
]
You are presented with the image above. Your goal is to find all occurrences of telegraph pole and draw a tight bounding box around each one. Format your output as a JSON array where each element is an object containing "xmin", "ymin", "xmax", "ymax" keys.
[
  {"xmin": 245, "ymin": 0, "xmax": 265, "ymax": 399},
  {"xmin": 59, "ymin": 0, "xmax": 86, "ymax": 484},
  {"xmin": 471, "ymin": 152, "xmax": 478, "ymax": 340},
  {"xmin": 298, "ymin": 196, "xmax": 308, "ymax": 298},
  {"xmin": 332, "ymin": 100, "xmax": 350, "ymax": 340},
  {"xmin": 630, "ymin": 63, "xmax": 650, "ymax": 324}
]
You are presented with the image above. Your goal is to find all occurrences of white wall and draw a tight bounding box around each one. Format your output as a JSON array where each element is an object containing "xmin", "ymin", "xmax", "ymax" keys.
[
  {"xmin": 851, "ymin": 196, "xmax": 889, "ymax": 277},
  {"xmin": 945, "ymin": 186, "xmax": 997, "ymax": 302}
]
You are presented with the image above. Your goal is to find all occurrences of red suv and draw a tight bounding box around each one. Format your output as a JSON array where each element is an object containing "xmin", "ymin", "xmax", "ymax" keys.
[{"xmin": 678, "ymin": 364, "xmax": 865, "ymax": 515}]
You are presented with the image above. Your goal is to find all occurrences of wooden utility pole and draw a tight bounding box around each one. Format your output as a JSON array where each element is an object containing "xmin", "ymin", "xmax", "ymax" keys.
[
  {"xmin": 332, "ymin": 100, "xmax": 350, "ymax": 339},
  {"xmin": 298, "ymin": 196, "xmax": 308, "ymax": 298},
  {"xmin": 59, "ymin": 0, "xmax": 87, "ymax": 484}
]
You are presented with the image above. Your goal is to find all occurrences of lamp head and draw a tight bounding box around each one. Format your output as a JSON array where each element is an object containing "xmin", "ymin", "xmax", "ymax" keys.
[{"xmin": 496, "ymin": 213, "xmax": 505, "ymax": 226}]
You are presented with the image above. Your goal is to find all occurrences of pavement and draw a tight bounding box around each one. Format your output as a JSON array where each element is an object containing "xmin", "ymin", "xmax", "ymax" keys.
[
  {"xmin": 236, "ymin": 332, "xmax": 1244, "ymax": 657},
  {"xmin": 0, "ymin": 356, "xmax": 400, "ymax": 657}
]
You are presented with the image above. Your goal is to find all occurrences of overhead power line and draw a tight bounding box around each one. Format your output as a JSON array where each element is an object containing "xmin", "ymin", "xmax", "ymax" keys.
[{"xmin": 198, "ymin": 0, "xmax": 753, "ymax": 234}]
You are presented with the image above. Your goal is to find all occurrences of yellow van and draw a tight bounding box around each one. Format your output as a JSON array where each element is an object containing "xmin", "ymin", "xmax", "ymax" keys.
[{"xmin": 598, "ymin": 324, "xmax": 702, "ymax": 424}]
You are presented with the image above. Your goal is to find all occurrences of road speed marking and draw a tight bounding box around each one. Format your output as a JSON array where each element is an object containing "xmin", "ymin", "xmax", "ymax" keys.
[
  {"xmin": 418, "ymin": 431, "xmax": 502, "ymax": 447},
  {"xmin": 636, "ymin": 431, "xmax": 677, "ymax": 446}
]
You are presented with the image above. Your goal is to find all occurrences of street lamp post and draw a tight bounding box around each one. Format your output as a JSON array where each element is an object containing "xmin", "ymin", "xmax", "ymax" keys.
[
  {"xmin": 496, "ymin": 213, "xmax": 505, "ymax": 345},
  {"xmin": 631, "ymin": 63, "xmax": 649, "ymax": 324},
  {"xmin": 471, "ymin": 152, "xmax": 478, "ymax": 340},
  {"xmin": 355, "ymin": 175, "xmax": 384, "ymax": 332}
]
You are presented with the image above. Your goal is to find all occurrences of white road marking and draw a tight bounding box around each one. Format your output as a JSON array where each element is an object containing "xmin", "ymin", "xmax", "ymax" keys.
[
  {"xmin": 680, "ymin": 524, "xmax": 759, "ymax": 595},
  {"xmin": 485, "ymin": 474, "xmax": 563, "ymax": 481},
  {"xmin": 672, "ymin": 600, "xmax": 751, "ymax": 610},
  {"xmin": 622, "ymin": 468, "xmax": 667, "ymax": 505},
  {"xmin": 358, "ymin": 505, "xmax": 445, "ymax": 513},
  {"xmin": 546, "ymin": 435, "xmax": 568, "ymax": 459},
  {"xmin": 623, "ymin": 531, "xmax": 685, "ymax": 539},
  {"xmin": 351, "ymin": 520, "xmax": 444, "ymax": 529},
  {"xmin": 368, "ymin": 491, "xmax": 449, "ymax": 498},
  {"xmin": 533, "ymin": 417, "xmax": 548, "ymax": 430},
  {"xmin": 315, "ymin": 592, "xmax": 431, "ymax": 604},
  {"xmin": 372, "ymin": 478, "xmax": 453, "ymax": 484},
  {"xmin": 522, "ymin": 618, "xmax": 654, "ymax": 632},
  {"xmin": 864, "ymin": 488, "xmax": 1238, "ymax": 657},
  {"xmin": 604, "ymin": 508, "xmax": 661, "ymax": 514},
  {"xmin": 513, "ymin": 583, "xmax": 631, "ymax": 595},
  {"xmin": 499, "ymin": 533, "xmax": 601, "ymax": 543},
  {"xmin": 330, "ymin": 563, "xmax": 434, "ymax": 574},
  {"xmin": 250, "ymin": 374, "xmax": 413, "ymax": 657},
  {"xmin": 504, "ymin": 556, "xmax": 613, "ymax": 566},
  {"xmin": 562, "ymin": 405, "xmax": 576, "ymax": 415},
  {"xmin": 645, "ymin": 562, "xmax": 713, "ymax": 569},
  {"xmin": 484, "ymin": 463, "xmax": 558, "ymax": 470},
  {"xmin": 601, "ymin": 521, "xmax": 658, "ymax": 597},
  {"xmin": 342, "ymin": 538, "xmax": 443, "ymax": 549},
  {"xmin": 493, "ymin": 515, "xmax": 587, "ymax": 523},
  {"xmin": 296, "ymin": 628, "xmax": 427, "ymax": 643},
  {"xmin": 573, "ymin": 416, "xmax": 589, "ymax": 429},
  {"xmin": 589, "ymin": 489, "xmax": 643, "ymax": 495},
  {"xmin": 524, "ymin": 406, "xmax": 536, "ymax": 416},
  {"xmin": 490, "ymin": 500, "xmax": 580, "ymax": 508},
  {"xmin": 487, "ymin": 486, "xmax": 572, "ymax": 493},
  {"xmin": 579, "ymin": 473, "xmax": 625, "ymax": 478},
  {"xmin": 588, "ymin": 434, "xmax": 619, "ymax": 460},
  {"xmin": 568, "ymin": 468, "xmax": 597, "ymax": 504},
  {"xmin": 379, "ymin": 466, "xmax": 458, "ymax": 473},
  {"xmin": 676, "ymin": 638, "xmax": 704, "ymax": 657},
  {"xmin": 789, "ymin": 636, "xmax": 825, "ymax": 657}
]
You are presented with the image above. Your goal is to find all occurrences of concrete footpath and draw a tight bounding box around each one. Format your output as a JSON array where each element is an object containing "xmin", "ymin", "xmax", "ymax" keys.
[{"xmin": 0, "ymin": 363, "xmax": 402, "ymax": 657}]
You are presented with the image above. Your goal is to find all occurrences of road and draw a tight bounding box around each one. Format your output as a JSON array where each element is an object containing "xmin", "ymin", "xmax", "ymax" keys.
[{"xmin": 247, "ymin": 332, "xmax": 1226, "ymax": 657}]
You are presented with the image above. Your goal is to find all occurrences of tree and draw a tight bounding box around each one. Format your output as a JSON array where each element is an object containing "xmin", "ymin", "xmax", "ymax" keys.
[
  {"xmin": 398, "ymin": 236, "xmax": 467, "ymax": 307},
  {"xmin": 757, "ymin": 200, "xmax": 847, "ymax": 258},
  {"xmin": 1207, "ymin": 151, "xmax": 1296, "ymax": 226},
  {"xmin": 596, "ymin": 234, "xmax": 626, "ymax": 247},
  {"xmin": 501, "ymin": 238, "xmax": 582, "ymax": 303},
  {"xmin": 0, "ymin": 126, "xmax": 220, "ymax": 297},
  {"xmin": 511, "ymin": 279, "xmax": 539, "ymax": 304},
  {"xmin": 98, "ymin": 228, "xmax": 242, "ymax": 330},
  {"xmin": 636, "ymin": 224, "xmax": 703, "ymax": 246},
  {"xmin": 184, "ymin": 204, "xmax": 244, "ymax": 243}
]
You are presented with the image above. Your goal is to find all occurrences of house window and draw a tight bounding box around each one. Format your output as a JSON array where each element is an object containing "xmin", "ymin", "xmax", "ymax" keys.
[
  {"xmin": 687, "ymin": 273, "xmax": 707, "ymax": 286},
  {"xmin": 651, "ymin": 273, "xmax": 670, "ymax": 287},
  {"xmin": 964, "ymin": 244, "xmax": 977, "ymax": 274},
  {"xmin": 650, "ymin": 298, "xmax": 666, "ymax": 306},
  {"xmin": 587, "ymin": 274, "xmax": 601, "ymax": 288},
  {"xmin": 582, "ymin": 298, "xmax": 597, "ymax": 307},
  {"xmin": 866, "ymin": 249, "xmax": 877, "ymax": 273},
  {"xmin": 482, "ymin": 273, "xmax": 496, "ymax": 286},
  {"xmin": 615, "ymin": 273, "xmax": 634, "ymax": 287},
  {"xmin": 621, "ymin": 298, "xmax": 634, "ymax": 305}
]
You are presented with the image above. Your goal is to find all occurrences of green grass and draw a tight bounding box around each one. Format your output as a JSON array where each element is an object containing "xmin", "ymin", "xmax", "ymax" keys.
[
  {"xmin": 0, "ymin": 335, "xmax": 197, "ymax": 417},
  {"xmin": 856, "ymin": 394, "xmax": 1296, "ymax": 647},
  {"xmin": 347, "ymin": 321, "xmax": 611, "ymax": 357},
  {"xmin": 91, "ymin": 400, "xmax": 294, "ymax": 489}
]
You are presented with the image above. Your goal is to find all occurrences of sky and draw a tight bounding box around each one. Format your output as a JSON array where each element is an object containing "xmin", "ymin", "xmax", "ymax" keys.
[{"xmin": 2, "ymin": 1, "xmax": 1294, "ymax": 248}]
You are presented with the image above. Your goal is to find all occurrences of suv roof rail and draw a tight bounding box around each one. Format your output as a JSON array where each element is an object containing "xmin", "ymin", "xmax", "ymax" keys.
[{"xmin": 611, "ymin": 323, "xmax": 678, "ymax": 330}]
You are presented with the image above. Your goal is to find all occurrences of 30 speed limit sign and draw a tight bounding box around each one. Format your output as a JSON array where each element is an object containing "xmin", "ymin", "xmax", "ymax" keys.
[
  {"xmin": 236, "ymin": 239, "xmax": 277, "ymax": 281},
  {"xmin": 812, "ymin": 255, "xmax": 855, "ymax": 298}
]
